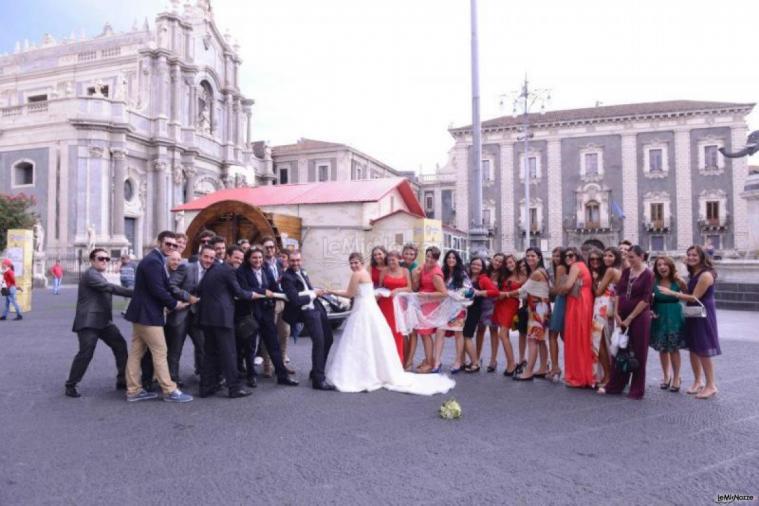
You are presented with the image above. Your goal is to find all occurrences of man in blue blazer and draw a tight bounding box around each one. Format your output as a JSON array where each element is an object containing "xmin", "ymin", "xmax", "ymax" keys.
[{"xmin": 124, "ymin": 231, "xmax": 194, "ymax": 403}]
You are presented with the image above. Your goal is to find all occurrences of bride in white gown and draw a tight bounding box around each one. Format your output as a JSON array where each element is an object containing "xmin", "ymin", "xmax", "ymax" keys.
[{"xmin": 325, "ymin": 252, "xmax": 455, "ymax": 395}]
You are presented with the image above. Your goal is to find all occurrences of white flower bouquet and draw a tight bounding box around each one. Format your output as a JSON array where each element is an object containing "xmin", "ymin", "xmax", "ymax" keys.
[{"xmin": 439, "ymin": 398, "xmax": 462, "ymax": 420}]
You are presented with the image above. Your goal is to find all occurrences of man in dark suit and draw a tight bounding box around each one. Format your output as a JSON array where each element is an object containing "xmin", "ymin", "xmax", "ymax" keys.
[
  {"xmin": 124, "ymin": 231, "xmax": 194, "ymax": 403},
  {"xmin": 281, "ymin": 250, "xmax": 335, "ymax": 391},
  {"xmin": 167, "ymin": 248, "xmax": 212, "ymax": 382},
  {"xmin": 196, "ymin": 245, "xmax": 260, "ymax": 398},
  {"xmin": 236, "ymin": 246, "xmax": 298, "ymax": 388},
  {"xmin": 64, "ymin": 248, "xmax": 134, "ymax": 398},
  {"xmin": 259, "ymin": 236, "xmax": 295, "ymax": 377}
]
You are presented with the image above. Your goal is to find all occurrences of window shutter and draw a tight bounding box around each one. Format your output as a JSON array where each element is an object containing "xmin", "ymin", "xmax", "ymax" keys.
[
  {"xmin": 308, "ymin": 165, "xmax": 315, "ymax": 182},
  {"xmin": 331, "ymin": 164, "xmax": 337, "ymax": 181}
]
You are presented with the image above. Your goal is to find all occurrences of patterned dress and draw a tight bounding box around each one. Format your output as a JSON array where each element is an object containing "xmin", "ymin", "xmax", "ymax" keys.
[
  {"xmin": 591, "ymin": 281, "xmax": 616, "ymax": 380},
  {"xmin": 524, "ymin": 271, "xmax": 552, "ymax": 342},
  {"xmin": 650, "ymin": 282, "xmax": 686, "ymax": 352}
]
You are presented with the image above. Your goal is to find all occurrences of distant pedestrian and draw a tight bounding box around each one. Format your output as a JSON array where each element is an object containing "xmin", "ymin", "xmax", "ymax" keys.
[
  {"xmin": 119, "ymin": 255, "xmax": 137, "ymax": 289},
  {"xmin": 65, "ymin": 249, "xmax": 133, "ymax": 398},
  {"xmin": 123, "ymin": 231, "xmax": 194, "ymax": 403},
  {"xmin": 50, "ymin": 260, "xmax": 64, "ymax": 295},
  {"xmin": 1, "ymin": 259, "xmax": 23, "ymax": 321}
]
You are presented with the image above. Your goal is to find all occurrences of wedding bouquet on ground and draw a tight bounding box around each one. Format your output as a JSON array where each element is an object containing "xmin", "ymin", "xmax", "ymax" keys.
[{"xmin": 439, "ymin": 398, "xmax": 462, "ymax": 420}]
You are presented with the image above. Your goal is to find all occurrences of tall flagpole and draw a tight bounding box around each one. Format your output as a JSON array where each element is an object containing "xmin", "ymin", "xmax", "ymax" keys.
[{"xmin": 469, "ymin": 0, "xmax": 488, "ymax": 257}]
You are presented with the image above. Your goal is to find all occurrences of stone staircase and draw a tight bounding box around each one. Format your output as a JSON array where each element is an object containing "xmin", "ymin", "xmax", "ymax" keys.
[{"xmin": 714, "ymin": 282, "xmax": 759, "ymax": 311}]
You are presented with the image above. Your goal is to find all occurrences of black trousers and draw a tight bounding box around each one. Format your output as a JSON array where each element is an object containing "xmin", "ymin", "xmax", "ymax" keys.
[
  {"xmin": 246, "ymin": 309, "xmax": 289, "ymax": 380},
  {"xmin": 142, "ymin": 316, "xmax": 205, "ymax": 385},
  {"xmin": 201, "ymin": 325, "xmax": 240, "ymax": 394},
  {"xmin": 235, "ymin": 314, "xmax": 259, "ymax": 379},
  {"xmin": 165, "ymin": 318, "xmax": 206, "ymax": 382},
  {"xmin": 66, "ymin": 325, "xmax": 128, "ymax": 387},
  {"xmin": 301, "ymin": 307, "xmax": 333, "ymax": 383}
]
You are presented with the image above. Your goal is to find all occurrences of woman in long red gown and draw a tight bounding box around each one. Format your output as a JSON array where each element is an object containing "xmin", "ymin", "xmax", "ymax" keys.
[
  {"xmin": 559, "ymin": 247, "xmax": 596, "ymax": 388},
  {"xmin": 378, "ymin": 251, "xmax": 412, "ymax": 364}
]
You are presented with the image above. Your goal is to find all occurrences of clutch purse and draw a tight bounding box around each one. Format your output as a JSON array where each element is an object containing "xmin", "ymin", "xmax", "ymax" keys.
[{"xmin": 682, "ymin": 299, "xmax": 706, "ymax": 318}]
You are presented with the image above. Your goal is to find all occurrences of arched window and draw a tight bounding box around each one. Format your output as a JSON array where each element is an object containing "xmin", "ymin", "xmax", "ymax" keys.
[
  {"xmin": 585, "ymin": 200, "xmax": 600, "ymax": 228},
  {"xmin": 12, "ymin": 160, "xmax": 35, "ymax": 187}
]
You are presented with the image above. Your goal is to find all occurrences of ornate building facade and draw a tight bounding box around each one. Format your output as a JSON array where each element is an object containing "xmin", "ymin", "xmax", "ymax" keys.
[
  {"xmin": 421, "ymin": 100, "xmax": 755, "ymax": 255},
  {"xmin": 0, "ymin": 1, "xmax": 269, "ymax": 256}
]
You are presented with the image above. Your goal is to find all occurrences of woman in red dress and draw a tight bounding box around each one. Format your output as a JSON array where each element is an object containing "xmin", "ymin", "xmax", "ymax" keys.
[
  {"xmin": 370, "ymin": 246, "xmax": 388, "ymax": 288},
  {"xmin": 415, "ymin": 247, "xmax": 447, "ymax": 373},
  {"xmin": 559, "ymin": 247, "xmax": 595, "ymax": 388},
  {"xmin": 378, "ymin": 251, "xmax": 411, "ymax": 364},
  {"xmin": 493, "ymin": 254, "xmax": 522, "ymax": 376}
]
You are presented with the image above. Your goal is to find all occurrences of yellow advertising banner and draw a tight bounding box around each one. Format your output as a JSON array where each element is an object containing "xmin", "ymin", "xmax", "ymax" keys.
[
  {"xmin": 4, "ymin": 229, "xmax": 33, "ymax": 312},
  {"xmin": 413, "ymin": 218, "xmax": 443, "ymax": 253}
]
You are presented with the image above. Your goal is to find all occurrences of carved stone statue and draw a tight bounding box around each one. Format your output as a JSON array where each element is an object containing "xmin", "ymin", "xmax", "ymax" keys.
[
  {"xmin": 86, "ymin": 224, "xmax": 96, "ymax": 252},
  {"xmin": 174, "ymin": 211, "xmax": 185, "ymax": 232},
  {"xmin": 114, "ymin": 74, "xmax": 128, "ymax": 102},
  {"xmin": 33, "ymin": 221, "xmax": 45, "ymax": 254},
  {"xmin": 172, "ymin": 164, "xmax": 185, "ymax": 185},
  {"xmin": 92, "ymin": 79, "xmax": 106, "ymax": 98},
  {"xmin": 197, "ymin": 88, "xmax": 212, "ymax": 133},
  {"xmin": 720, "ymin": 130, "xmax": 759, "ymax": 158}
]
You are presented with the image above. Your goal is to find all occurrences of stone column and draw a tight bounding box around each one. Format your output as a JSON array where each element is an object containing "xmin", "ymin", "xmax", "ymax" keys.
[
  {"xmin": 171, "ymin": 63, "xmax": 181, "ymax": 124},
  {"xmin": 621, "ymin": 132, "xmax": 639, "ymax": 244},
  {"xmin": 499, "ymin": 140, "xmax": 515, "ymax": 250},
  {"xmin": 157, "ymin": 56, "xmax": 169, "ymax": 118},
  {"xmin": 225, "ymin": 93, "xmax": 234, "ymax": 145},
  {"xmin": 546, "ymin": 138, "xmax": 562, "ymax": 248},
  {"xmin": 111, "ymin": 148, "xmax": 127, "ymax": 237},
  {"xmin": 730, "ymin": 124, "xmax": 749, "ymax": 251},
  {"xmin": 153, "ymin": 160, "xmax": 169, "ymax": 234},
  {"xmin": 674, "ymin": 128, "xmax": 694, "ymax": 249},
  {"xmin": 242, "ymin": 99, "xmax": 254, "ymax": 146}
]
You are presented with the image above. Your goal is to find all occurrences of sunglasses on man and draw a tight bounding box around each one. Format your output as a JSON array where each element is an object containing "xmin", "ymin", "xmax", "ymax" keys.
[{"xmin": 96, "ymin": 256, "xmax": 111, "ymax": 262}]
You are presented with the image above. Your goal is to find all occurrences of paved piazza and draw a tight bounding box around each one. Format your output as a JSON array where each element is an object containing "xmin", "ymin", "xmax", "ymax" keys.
[{"xmin": 1, "ymin": 288, "xmax": 758, "ymax": 505}]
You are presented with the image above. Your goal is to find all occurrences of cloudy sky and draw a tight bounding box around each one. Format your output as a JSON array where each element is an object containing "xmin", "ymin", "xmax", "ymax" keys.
[{"xmin": 2, "ymin": 0, "xmax": 758, "ymax": 171}]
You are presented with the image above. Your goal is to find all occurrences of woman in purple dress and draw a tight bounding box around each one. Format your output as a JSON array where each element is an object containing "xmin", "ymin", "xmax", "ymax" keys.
[
  {"xmin": 603, "ymin": 245, "xmax": 653, "ymax": 399},
  {"xmin": 659, "ymin": 245, "xmax": 720, "ymax": 399}
]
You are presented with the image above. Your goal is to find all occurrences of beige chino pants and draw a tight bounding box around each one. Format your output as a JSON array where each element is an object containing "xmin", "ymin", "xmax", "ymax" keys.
[{"xmin": 125, "ymin": 323, "xmax": 177, "ymax": 396}]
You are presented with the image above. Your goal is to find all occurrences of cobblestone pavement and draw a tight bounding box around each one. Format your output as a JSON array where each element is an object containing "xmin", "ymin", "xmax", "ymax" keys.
[{"xmin": 1, "ymin": 287, "xmax": 758, "ymax": 505}]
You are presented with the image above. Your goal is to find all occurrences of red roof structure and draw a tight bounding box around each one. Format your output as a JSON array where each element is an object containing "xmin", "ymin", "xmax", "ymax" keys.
[{"xmin": 173, "ymin": 177, "xmax": 425, "ymax": 216}]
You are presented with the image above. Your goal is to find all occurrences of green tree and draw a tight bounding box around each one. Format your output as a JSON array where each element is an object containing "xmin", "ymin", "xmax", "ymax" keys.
[{"xmin": 0, "ymin": 193, "xmax": 38, "ymax": 251}]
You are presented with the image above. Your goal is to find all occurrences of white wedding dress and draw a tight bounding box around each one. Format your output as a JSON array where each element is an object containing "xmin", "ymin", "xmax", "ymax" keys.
[{"xmin": 325, "ymin": 282, "xmax": 455, "ymax": 395}]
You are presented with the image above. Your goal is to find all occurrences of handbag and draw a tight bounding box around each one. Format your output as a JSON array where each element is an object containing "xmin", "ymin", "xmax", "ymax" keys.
[
  {"xmin": 683, "ymin": 298, "xmax": 706, "ymax": 318},
  {"xmin": 609, "ymin": 327, "xmax": 628, "ymax": 357},
  {"xmin": 0, "ymin": 288, "xmax": 8, "ymax": 297},
  {"xmin": 615, "ymin": 347, "xmax": 640, "ymax": 374}
]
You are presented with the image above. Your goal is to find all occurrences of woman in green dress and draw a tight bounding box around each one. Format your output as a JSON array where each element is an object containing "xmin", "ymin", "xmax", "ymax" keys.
[{"xmin": 650, "ymin": 256, "xmax": 687, "ymax": 392}]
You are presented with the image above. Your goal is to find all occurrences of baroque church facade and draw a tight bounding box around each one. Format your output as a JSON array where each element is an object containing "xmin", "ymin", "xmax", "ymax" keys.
[{"xmin": 0, "ymin": 1, "xmax": 270, "ymax": 256}]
